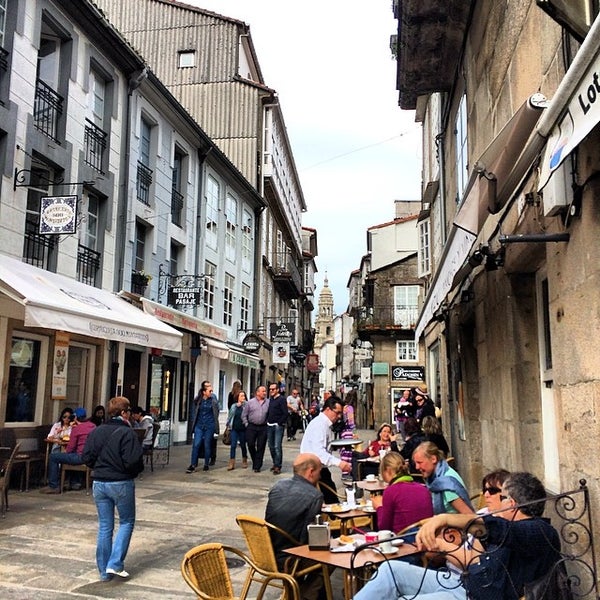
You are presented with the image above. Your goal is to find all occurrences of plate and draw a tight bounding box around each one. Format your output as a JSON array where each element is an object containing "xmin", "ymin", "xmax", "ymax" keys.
[
  {"xmin": 322, "ymin": 505, "xmax": 351, "ymax": 514},
  {"xmin": 362, "ymin": 506, "xmax": 376, "ymax": 513}
]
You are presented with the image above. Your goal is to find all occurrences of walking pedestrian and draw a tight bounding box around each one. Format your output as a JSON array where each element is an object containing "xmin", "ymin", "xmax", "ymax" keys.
[
  {"xmin": 82, "ymin": 396, "xmax": 144, "ymax": 581},
  {"xmin": 242, "ymin": 384, "xmax": 269, "ymax": 472},
  {"xmin": 266, "ymin": 384, "xmax": 288, "ymax": 474},
  {"xmin": 286, "ymin": 388, "xmax": 303, "ymax": 440},
  {"xmin": 186, "ymin": 380, "xmax": 220, "ymax": 473},
  {"xmin": 226, "ymin": 390, "xmax": 248, "ymax": 470}
]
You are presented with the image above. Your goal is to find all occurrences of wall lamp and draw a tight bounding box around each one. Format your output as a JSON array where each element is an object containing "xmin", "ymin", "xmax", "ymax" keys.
[{"xmin": 499, "ymin": 233, "xmax": 570, "ymax": 244}]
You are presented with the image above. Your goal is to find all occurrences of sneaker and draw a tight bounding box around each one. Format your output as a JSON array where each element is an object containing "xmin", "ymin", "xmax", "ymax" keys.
[
  {"xmin": 106, "ymin": 568, "xmax": 129, "ymax": 578},
  {"xmin": 203, "ymin": 465, "xmax": 209, "ymax": 471},
  {"xmin": 185, "ymin": 465, "xmax": 195, "ymax": 474},
  {"xmin": 273, "ymin": 467, "xmax": 281, "ymax": 475},
  {"xmin": 40, "ymin": 486, "xmax": 60, "ymax": 494}
]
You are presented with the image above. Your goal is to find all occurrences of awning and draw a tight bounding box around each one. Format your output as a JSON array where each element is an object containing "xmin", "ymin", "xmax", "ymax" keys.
[
  {"xmin": 0, "ymin": 254, "xmax": 182, "ymax": 351},
  {"xmin": 228, "ymin": 347, "xmax": 260, "ymax": 370},
  {"xmin": 538, "ymin": 13, "xmax": 600, "ymax": 190},
  {"xmin": 206, "ymin": 339, "xmax": 229, "ymax": 360},
  {"xmin": 415, "ymin": 94, "xmax": 548, "ymax": 340}
]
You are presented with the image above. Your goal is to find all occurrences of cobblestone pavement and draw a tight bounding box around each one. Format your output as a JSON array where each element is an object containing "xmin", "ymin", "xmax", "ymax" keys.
[{"xmin": 0, "ymin": 428, "xmax": 372, "ymax": 599}]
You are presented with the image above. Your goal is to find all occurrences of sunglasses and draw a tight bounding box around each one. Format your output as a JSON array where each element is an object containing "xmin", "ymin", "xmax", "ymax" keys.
[{"xmin": 482, "ymin": 485, "xmax": 501, "ymax": 495}]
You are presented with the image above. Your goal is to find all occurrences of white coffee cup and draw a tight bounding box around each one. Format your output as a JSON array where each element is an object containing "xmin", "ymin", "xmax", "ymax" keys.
[
  {"xmin": 378, "ymin": 530, "xmax": 394, "ymax": 553},
  {"xmin": 365, "ymin": 474, "xmax": 376, "ymax": 481},
  {"xmin": 379, "ymin": 449, "xmax": 387, "ymax": 460}
]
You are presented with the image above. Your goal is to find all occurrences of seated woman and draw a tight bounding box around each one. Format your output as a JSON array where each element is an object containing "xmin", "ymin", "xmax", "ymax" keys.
[
  {"xmin": 351, "ymin": 423, "xmax": 399, "ymax": 479},
  {"xmin": 479, "ymin": 468, "xmax": 511, "ymax": 514},
  {"xmin": 421, "ymin": 415, "xmax": 450, "ymax": 456},
  {"xmin": 371, "ymin": 451, "xmax": 433, "ymax": 534},
  {"xmin": 46, "ymin": 407, "xmax": 73, "ymax": 452},
  {"xmin": 399, "ymin": 417, "xmax": 426, "ymax": 472}
]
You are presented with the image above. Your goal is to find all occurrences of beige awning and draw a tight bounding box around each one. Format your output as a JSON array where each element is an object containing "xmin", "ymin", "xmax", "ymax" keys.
[{"xmin": 0, "ymin": 255, "xmax": 182, "ymax": 351}]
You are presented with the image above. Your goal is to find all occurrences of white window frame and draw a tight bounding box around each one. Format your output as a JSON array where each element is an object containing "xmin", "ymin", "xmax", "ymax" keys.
[
  {"xmin": 455, "ymin": 93, "xmax": 469, "ymax": 203},
  {"xmin": 205, "ymin": 175, "xmax": 219, "ymax": 249},
  {"xmin": 396, "ymin": 340, "xmax": 418, "ymax": 362},
  {"xmin": 240, "ymin": 283, "xmax": 250, "ymax": 331},
  {"xmin": 178, "ymin": 50, "xmax": 195, "ymax": 68},
  {"xmin": 0, "ymin": 0, "xmax": 6, "ymax": 49},
  {"xmin": 89, "ymin": 69, "xmax": 105, "ymax": 128},
  {"xmin": 82, "ymin": 191, "xmax": 99, "ymax": 250},
  {"xmin": 242, "ymin": 209, "xmax": 252, "ymax": 272},
  {"xmin": 223, "ymin": 273, "xmax": 234, "ymax": 327},
  {"xmin": 203, "ymin": 261, "xmax": 216, "ymax": 320},
  {"xmin": 418, "ymin": 219, "xmax": 431, "ymax": 277},
  {"xmin": 225, "ymin": 193, "xmax": 238, "ymax": 262},
  {"xmin": 393, "ymin": 285, "xmax": 419, "ymax": 327}
]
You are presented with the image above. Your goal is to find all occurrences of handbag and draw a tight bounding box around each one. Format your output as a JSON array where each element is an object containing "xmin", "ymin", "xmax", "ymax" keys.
[
  {"xmin": 523, "ymin": 562, "xmax": 574, "ymax": 600},
  {"xmin": 222, "ymin": 426, "xmax": 231, "ymax": 446}
]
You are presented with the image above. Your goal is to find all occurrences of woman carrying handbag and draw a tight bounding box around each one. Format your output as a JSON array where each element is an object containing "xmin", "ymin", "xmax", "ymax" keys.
[{"xmin": 226, "ymin": 390, "xmax": 249, "ymax": 470}]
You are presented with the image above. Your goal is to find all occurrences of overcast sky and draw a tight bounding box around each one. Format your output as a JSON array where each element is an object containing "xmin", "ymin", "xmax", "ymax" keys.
[{"xmin": 186, "ymin": 1, "xmax": 422, "ymax": 313}]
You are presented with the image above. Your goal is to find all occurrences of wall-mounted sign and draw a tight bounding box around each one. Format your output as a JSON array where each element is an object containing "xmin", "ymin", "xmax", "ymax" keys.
[
  {"xmin": 371, "ymin": 362, "xmax": 389, "ymax": 376},
  {"xmin": 52, "ymin": 331, "xmax": 70, "ymax": 400},
  {"xmin": 391, "ymin": 365, "xmax": 425, "ymax": 381},
  {"xmin": 242, "ymin": 333, "xmax": 261, "ymax": 354},
  {"xmin": 272, "ymin": 342, "xmax": 290, "ymax": 364},
  {"xmin": 306, "ymin": 353, "xmax": 320, "ymax": 373},
  {"xmin": 40, "ymin": 195, "xmax": 77, "ymax": 234},
  {"xmin": 168, "ymin": 285, "xmax": 201, "ymax": 307},
  {"xmin": 270, "ymin": 322, "xmax": 295, "ymax": 344}
]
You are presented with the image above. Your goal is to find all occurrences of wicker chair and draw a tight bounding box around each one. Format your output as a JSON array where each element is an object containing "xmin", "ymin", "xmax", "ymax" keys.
[
  {"xmin": 0, "ymin": 443, "xmax": 21, "ymax": 517},
  {"xmin": 236, "ymin": 514, "xmax": 332, "ymax": 600},
  {"xmin": 181, "ymin": 542, "xmax": 300, "ymax": 600}
]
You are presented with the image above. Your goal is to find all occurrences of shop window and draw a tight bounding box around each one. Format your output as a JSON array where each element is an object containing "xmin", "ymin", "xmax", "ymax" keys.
[{"xmin": 6, "ymin": 336, "xmax": 42, "ymax": 422}]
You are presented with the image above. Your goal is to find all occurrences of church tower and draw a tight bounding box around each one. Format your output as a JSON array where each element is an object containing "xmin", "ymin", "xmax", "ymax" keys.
[{"xmin": 314, "ymin": 274, "xmax": 335, "ymax": 349}]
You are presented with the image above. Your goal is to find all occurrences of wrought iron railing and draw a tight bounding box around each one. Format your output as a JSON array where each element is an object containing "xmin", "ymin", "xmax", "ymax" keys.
[
  {"xmin": 356, "ymin": 305, "xmax": 420, "ymax": 330},
  {"xmin": 271, "ymin": 250, "xmax": 303, "ymax": 290},
  {"xmin": 34, "ymin": 79, "xmax": 63, "ymax": 142},
  {"xmin": 350, "ymin": 480, "xmax": 598, "ymax": 599},
  {"xmin": 136, "ymin": 161, "xmax": 153, "ymax": 205},
  {"xmin": 171, "ymin": 187, "xmax": 184, "ymax": 226},
  {"xmin": 77, "ymin": 244, "xmax": 101, "ymax": 286},
  {"xmin": 0, "ymin": 46, "xmax": 8, "ymax": 71},
  {"xmin": 83, "ymin": 119, "xmax": 107, "ymax": 173},
  {"xmin": 23, "ymin": 218, "xmax": 56, "ymax": 268}
]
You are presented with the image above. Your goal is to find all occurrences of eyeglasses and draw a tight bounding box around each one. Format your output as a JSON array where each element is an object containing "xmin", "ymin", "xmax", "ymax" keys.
[
  {"xmin": 332, "ymin": 409, "xmax": 343, "ymax": 416},
  {"xmin": 482, "ymin": 485, "xmax": 501, "ymax": 495},
  {"xmin": 269, "ymin": 387, "xmax": 277, "ymax": 391},
  {"xmin": 500, "ymin": 494, "xmax": 511, "ymax": 501}
]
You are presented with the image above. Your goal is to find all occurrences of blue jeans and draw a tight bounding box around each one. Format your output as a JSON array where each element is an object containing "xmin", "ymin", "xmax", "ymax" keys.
[
  {"xmin": 93, "ymin": 479, "xmax": 136, "ymax": 580},
  {"xmin": 48, "ymin": 451, "xmax": 83, "ymax": 489},
  {"xmin": 354, "ymin": 561, "xmax": 466, "ymax": 600},
  {"xmin": 190, "ymin": 425, "xmax": 215, "ymax": 467},
  {"xmin": 267, "ymin": 424, "xmax": 285, "ymax": 469},
  {"xmin": 229, "ymin": 428, "xmax": 248, "ymax": 460}
]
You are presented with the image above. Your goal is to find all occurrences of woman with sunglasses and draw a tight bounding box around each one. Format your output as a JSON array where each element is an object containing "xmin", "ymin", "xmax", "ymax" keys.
[
  {"xmin": 479, "ymin": 468, "xmax": 511, "ymax": 514},
  {"xmin": 46, "ymin": 407, "xmax": 74, "ymax": 451}
]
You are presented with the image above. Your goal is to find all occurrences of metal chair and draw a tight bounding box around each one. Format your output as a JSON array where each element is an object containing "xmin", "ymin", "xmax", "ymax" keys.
[
  {"xmin": 143, "ymin": 423, "xmax": 161, "ymax": 472},
  {"xmin": 0, "ymin": 443, "xmax": 21, "ymax": 517},
  {"xmin": 181, "ymin": 542, "xmax": 300, "ymax": 600},
  {"xmin": 236, "ymin": 514, "xmax": 332, "ymax": 600}
]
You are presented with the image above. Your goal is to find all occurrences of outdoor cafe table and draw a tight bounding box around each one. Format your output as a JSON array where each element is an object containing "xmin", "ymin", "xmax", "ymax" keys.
[
  {"xmin": 321, "ymin": 505, "xmax": 375, "ymax": 535},
  {"xmin": 284, "ymin": 538, "xmax": 420, "ymax": 600},
  {"xmin": 356, "ymin": 478, "xmax": 388, "ymax": 494},
  {"xmin": 329, "ymin": 438, "xmax": 363, "ymax": 450}
]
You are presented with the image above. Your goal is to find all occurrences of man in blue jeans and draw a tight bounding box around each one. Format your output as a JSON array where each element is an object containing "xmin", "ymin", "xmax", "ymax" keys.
[
  {"xmin": 82, "ymin": 396, "xmax": 144, "ymax": 581},
  {"xmin": 266, "ymin": 384, "xmax": 288, "ymax": 474}
]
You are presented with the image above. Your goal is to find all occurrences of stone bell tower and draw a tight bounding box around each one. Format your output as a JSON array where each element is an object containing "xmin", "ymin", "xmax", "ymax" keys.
[{"xmin": 314, "ymin": 274, "xmax": 335, "ymax": 350}]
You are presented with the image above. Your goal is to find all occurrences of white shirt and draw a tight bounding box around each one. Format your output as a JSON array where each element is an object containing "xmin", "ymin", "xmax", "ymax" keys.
[{"xmin": 299, "ymin": 412, "xmax": 340, "ymax": 468}]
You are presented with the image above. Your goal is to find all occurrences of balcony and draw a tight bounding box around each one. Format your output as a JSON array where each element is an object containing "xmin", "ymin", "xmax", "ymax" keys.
[
  {"xmin": 171, "ymin": 187, "xmax": 184, "ymax": 226},
  {"xmin": 23, "ymin": 218, "xmax": 56, "ymax": 269},
  {"xmin": 266, "ymin": 251, "xmax": 302, "ymax": 300},
  {"xmin": 355, "ymin": 305, "xmax": 419, "ymax": 339},
  {"xmin": 0, "ymin": 47, "xmax": 8, "ymax": 106},
  {"xmin": 84, "ymin": 119, "xmax": 107, "ymax": 174},
  {"xmin": 77, "ymin": 244, "xmax": 101, "ymax": 286},
  {"xmin": 34, "ymin": 79, "xmax": 63, "ymax": 142},
  {"xmin": 136, "ymin": 161, "xmax": 153, "ymax": 205}
]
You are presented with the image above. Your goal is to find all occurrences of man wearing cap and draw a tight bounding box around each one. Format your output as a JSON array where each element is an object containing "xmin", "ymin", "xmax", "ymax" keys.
[{"xmin": 42, "ymin": 406, "xmax": 96, "ymax": 493}]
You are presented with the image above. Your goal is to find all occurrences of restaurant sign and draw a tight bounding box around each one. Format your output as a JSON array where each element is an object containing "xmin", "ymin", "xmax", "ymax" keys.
[
  {"xmin": 242, "ymin": 332, "xmax": 261, "ymax": 353},
  {"xmin": 168, "ymin": 284, "xmax": 201, "ymax": 307},
  {"xmin": 269, "ymin": 322, "xmax": 295, "ymax": 344},
  {"xmin": 391, "ymin": 365, "xmax": 425, "ymax": 381},
  {"xmin": 40, "ymin": 195, "xmax": 77, "ymax": 234}
]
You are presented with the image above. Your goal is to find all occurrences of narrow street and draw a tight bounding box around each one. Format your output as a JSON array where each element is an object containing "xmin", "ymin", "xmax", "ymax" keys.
[{"xmin": 0, "ymin": 432, "xmax": 362, "ymax": 599}]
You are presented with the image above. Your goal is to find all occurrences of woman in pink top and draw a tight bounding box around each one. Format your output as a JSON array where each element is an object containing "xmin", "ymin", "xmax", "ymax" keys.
[{"xmin": 371, "ymin": 451, "xmax": 433, "ymax": 533}]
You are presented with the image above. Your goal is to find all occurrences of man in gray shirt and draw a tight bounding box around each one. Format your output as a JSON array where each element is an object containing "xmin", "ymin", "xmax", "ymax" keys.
[{"xmin": 242, "ymin": 385, "xmax": 269, "ymax": 472}]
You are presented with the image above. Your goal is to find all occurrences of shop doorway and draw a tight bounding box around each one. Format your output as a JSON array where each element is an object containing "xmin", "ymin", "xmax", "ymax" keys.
[
  {"xmin": 123, "ymin": 349, "xmax": 142, "ymax": 406},
  {"xmin": 65, "ymin": 343, "xmax": 95, "ymax": 412},
  {"xmin": 149, "ymin": 355, "xmax": 177, "ymax": 420}
]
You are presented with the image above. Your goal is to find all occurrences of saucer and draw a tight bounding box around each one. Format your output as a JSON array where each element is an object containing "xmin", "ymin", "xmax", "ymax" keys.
[{"xmin": 378, "ymin": 547, "xmax": 397, "ymax": 555}]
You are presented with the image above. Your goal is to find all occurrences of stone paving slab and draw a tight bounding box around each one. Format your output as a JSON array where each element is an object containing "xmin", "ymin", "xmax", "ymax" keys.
[{"xmin": 0, "ymin": 430, "xmax": 371, "ymax": 599}]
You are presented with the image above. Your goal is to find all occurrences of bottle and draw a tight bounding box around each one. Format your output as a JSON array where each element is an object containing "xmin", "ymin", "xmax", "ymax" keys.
[{"xmin": 346, "ymin": 485, "xmax": 355, "ymax": 507}]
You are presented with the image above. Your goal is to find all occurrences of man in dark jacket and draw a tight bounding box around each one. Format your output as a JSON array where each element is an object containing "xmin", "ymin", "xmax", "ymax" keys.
[
  {"xmin": 266, "ymin": 384, "xmax": 288, "ymax": 474},
  {"xmin": 83, "ymin": 396, "xmax": 144, "ymax": 581}
]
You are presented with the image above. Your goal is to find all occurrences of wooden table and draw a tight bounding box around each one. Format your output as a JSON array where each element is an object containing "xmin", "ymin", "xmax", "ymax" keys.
[
  {"xmin": 284, "ymin": 538, "xmax": 420, "ymax": 600},
  {"xmin": 357, "ymin": 479, "xmax": 388, "ymax": 494},
  {"xmin": 322, "ymin": 506, "xmax": 375, "ymax": 535}
]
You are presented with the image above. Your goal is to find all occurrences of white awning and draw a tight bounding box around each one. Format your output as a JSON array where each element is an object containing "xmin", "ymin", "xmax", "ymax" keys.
[
  {"xmin": 0, "ymin": 254, "xmax": 182, "ymax": 351},
  {"xmin": 206, "ymin": 339, "xmax": 229, "ymax": 360}
]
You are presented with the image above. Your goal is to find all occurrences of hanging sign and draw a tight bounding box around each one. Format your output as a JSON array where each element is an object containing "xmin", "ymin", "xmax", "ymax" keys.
[
  {"xmin": 270, "ymin": 322, "xmax": 295, "ymax": 344},
  {"xmin": 40, "ymin": 195, "xmax": 77, "ymax": 234},
  {"xmin": 272, "ymin": 342, "xmax": 290, "ymax": 364}
]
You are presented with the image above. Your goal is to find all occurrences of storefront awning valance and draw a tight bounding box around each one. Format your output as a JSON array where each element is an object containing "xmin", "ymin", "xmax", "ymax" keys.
[
  {"xmin": 0, "ymin": 254, "xmax": 182, "ymax": 351},
  {"xmin": 228, "ymin": 347, "xmax": 260, "ymax": 370},
  {"xmin": 206, "ymin": 339, "xmax": 229, "ymax": 360}
]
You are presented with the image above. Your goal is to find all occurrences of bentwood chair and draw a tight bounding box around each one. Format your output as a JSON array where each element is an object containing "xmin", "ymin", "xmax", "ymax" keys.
[
  {"xmin": 236, "ymin": 514, "xmax": 332, "ymax": 600},
  {"xmin": 181, "ymin": 542, "xmax": 300, "ymax": 600},
  {"xmin": 0, "ymin": 443, "xmax": 21, "ymax": 517}
]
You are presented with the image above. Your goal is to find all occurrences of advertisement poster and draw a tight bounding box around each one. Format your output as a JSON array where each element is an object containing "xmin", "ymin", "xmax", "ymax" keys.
[
  {"xmin": 272, "ymin": 343, "xmax": 290, "ymax": 364},
  {"xmin": 52, "ymin": 331, "xmax": 70, "ymax": 399}
]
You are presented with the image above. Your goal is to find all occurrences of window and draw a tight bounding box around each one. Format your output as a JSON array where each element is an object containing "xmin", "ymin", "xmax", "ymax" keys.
[
  {"xmin": 0, "ymin": 0, "xmax": 6, "ymax": 49},
  {"xmin": 455, "ymin": 93, "xmax": 468, "ymax": 203},
  {"xmin": 23, "ymin": 163, "xmax": 57, "ymax": 268},
  {"xmin": 536, "ymin": 0, "xmax": 599, "ymax": 41},
  {"xmin": 203, "ymin": 261, "xmax": 216, "ymax": 320},
  {"xmin": 89, "ymin": 69, "xmax": 105, "ymax": 128},
  {"xmin": 178, "ymin": 50, "xmax": 195, "ymax": 68},
  {"xmin": 418, "ymin": 219, "xmax": 431, "ymax": 276},
  {"xmin": 223, "ymin": 273, "xmax": 234, "ymax": 327},
  {"xmin": 170, "ymin": 242, "xmax": 180, "ymax": 277},
  {"xmin": 84, "ymin": 70, "xmax": 107, "ymax": 173},
  {"xmin": 171, "ymin": 150, "xmax": 184, "ymax": 226},
  {"xmin": 393, "ymin": 285, "xmax": 419, "ymax": 327},
  {"xmin": 225, "ymin": 193, "xmax": 238, "ymax": 262},
  {"xmin": 6, "ymin": 335, "xmax": 43, "ymax": 422},
  {"xmin": 205, "ymin": 175, "xmax": 219, "ymax": 249},
  {"xmin": 77, "ymin": 192, "xmax": 101, "ymax": 285},
  {"xmin": 396, "ymin": 340, "xmax": 418, "ymax": 362},
  {"xmin": 137, "ymin": 118, "xmax": 153, "ymax": 205},
  {"xmin": 240, "ymin": 283, "xmax": 250, "ymax": 331},
  {"xmin": 134, "ymin": 222, "xmax": 147, "ymax": 273},
  {"xmin": 242, "ymin": 209, "xmax": 253, "ymax": 272}
]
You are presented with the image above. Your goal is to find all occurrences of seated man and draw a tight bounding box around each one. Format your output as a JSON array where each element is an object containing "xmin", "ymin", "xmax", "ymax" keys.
[
  {"xmin": 354, "ymin": 472, "xmax": 561, "ymax": 600},
  {"xmin": 131, "ymin": 406, "xmax": 154, "ymax": 450},
  {"xmin": 265, "ymin": 452, "xmax": 325, "ymax": 600},
  {"xmin": 41, "ymin": 407, "xmax": 96, "ymax": 493}
]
